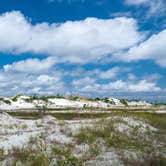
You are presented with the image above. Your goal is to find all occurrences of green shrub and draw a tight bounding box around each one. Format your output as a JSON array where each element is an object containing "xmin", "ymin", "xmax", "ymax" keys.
[
  {"xmin": 0, "ymin": 98, "xmax": 11, "ymax": 104},
  {"xmin": 0, "ymin": 148, "xmax": 5, "ymax": 161},
  {"xmin": 103, "ymin": 97, "xmax": 110, "ymax": 103},
  {"xmin": 12, "ymin": 94, "xmax": 22, "ymax": 102},
  {"xmin": 120, "ymin": 98, "xmax": 128, "ymax": 106}
]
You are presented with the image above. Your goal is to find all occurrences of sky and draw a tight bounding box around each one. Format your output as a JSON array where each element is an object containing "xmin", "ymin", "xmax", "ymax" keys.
[{"xmin": 0, "ymin": 0, "xmax": 166, "ymax": 102}]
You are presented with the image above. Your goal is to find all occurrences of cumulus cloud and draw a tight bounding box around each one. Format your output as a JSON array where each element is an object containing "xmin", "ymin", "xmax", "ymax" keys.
[
  {"xmin": 0, "ymin": 11, "xmax": 165, "ymax": 97},
  {"xmin": 0, "ymin": 11, "xmax": 166, "ymax": 67},
  {"xmin": 0, "ymin": 71, "xmax": 65, "ymax": 96},
  {"xmin": 65, "ymin": 66, "xmax": 130, "ymax": 80},
  {"xmin": 79, "ymin": 80, "xmax": 161, "ymax": 94},
  {"xmin": 128, "ymin": 73, "xmax": 137, "ymax": 80},
  {"xmin": 112, "ymin": 29, "xmax": 166, "ymax": 67},
  {"xmin": 69, "ymin": 70, "xmax": 162, "ymax": 95},
  {"xmin": 99, "ymin": 67, "xmax": 121, "ymax": 79},
  {"xmin": 98, "ymin": 66, "xmax": 131, "ymax": 79},
  {"xmin": 72, "ymin": 77, "xmax": 96, "ymax": 86},
  {"xmin": 3, "ymin": 57, "xmax": 56, "ymax": 73},
  {"xmin": 0, "ymin": 11, "xmax": 144, "ymax": 64},
  {"xmin": 142, "ymin": 73, "xmax": 162, "ymax": 82},
  {"xmin": 0, "ymin": 62, "xmax": 162, "ymax": 96}
]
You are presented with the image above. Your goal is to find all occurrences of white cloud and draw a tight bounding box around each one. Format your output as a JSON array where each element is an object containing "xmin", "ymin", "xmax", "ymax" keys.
[
  {"xmin": 127, "ymin": 80, "xmax": 161, "ymax": 92},
  {"xmin": 126, "ymin": 0, "xmax": 148, "ymax": 5},
  {"xmin": 112, "ymin": 29, "xmax": 166, "ymax": 67},
  {"xmin": 0, "ymin": 65, "xmax": 162, "ymax": 96},
  {"xmin": 72, "ymin": 77, "xmax": 96, "ymax": 86},
  {"xmin": 0, "ymin": 71, "xmax": 65, "ymax": 96},
  {"xmin": 0, "ymin": 11, "xmax": 144, "ymax": 64},
  {"xmin": 0, "ymin": 10, "xmax": 165, "ymax": 97},
  {"xmin": 125, "ymin": 0, "xmax": 166, "ymax": 17},
  {"xmin": 80, "ymin": 80, "xmax": 161, "ymax": 94},
  {"xmin": 128, "ymin": 73, "xmax": 137, "ymax": 80},
  {"xmin": 142, "ymin": 73, "xmax": 162, "ymax": 82},
  {"xmin": 99, "ymin": 67, "xmax": 120, "ymax": 79},
  {"xmin": 70, "ymin": 71, "xmax": 162, "ymax": 95},
  {"xmin": 64, "ymin": 66, "xmax": 131, "ymax": 80},
  {"xmin": 3, "ymin": 57, "xmax": 56, "ymax": 73},
  {"xmin": 110, "ymin": 12, "xmax": 132, "ymax": 18},
  {"xmin": 37, "ymin": 75, "xmax": 59, "ymax": 84},
  {"xmin": 1, "ymin": 11, "xmax": 166, "ymax": 67}
]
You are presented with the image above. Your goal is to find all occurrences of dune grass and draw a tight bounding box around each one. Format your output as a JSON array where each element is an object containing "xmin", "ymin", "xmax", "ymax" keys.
[{"xmin": 1, "ymin": 111, "xmax": 166, "ymax": 165}]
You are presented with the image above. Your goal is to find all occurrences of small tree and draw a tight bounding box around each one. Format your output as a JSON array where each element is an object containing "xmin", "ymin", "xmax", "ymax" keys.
[{"xmin": 120, "ymin": 98, "xmax": 128, "ymax": 106}]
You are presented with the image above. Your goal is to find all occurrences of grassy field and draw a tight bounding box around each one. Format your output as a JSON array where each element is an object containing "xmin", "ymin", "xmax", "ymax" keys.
[{"xmin": 8, "ymin": 110, "xmax": 166, "ymax": 128}]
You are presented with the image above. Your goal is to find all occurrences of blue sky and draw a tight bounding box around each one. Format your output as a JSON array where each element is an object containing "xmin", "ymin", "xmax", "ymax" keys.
[{"xmin": 0, "ymin": 0, "xmax": 166, "ymax": 102}]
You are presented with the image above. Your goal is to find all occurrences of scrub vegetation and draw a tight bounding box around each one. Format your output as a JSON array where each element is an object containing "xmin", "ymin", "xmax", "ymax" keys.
[{"xmin": 0, "ymin": 111, "xmax": 165, "ymax": 166}]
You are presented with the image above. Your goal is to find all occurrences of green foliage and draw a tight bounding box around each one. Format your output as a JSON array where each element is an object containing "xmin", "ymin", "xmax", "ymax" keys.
[
  {"xmin": 10, "ymin": 145, "xmax": 50, "ymax": 166},
  {"xmin": 94, "ymin": 97, "xmax": 101, "ymax": 101},
  {"xmin": 28, "ymin": 136, "xmax": 37, "ymax": 144},
  {"xmin": 3, "ymin": 111, "xmax": 166, "ymax": 166},
  {"xmin": 102, "ymin": 97, "xmax": 116, "ymax": 105},
  {"xmin": 120, "ymin": 98, "xmax": 128, "ymax": 106},
  {"xmin": 55, "ymin": 94, "xmax": 65, "ymax": 99},
  {"xmin": 74, "ymin": 117, "xmax": 157, "ymax": 152},
  {"xmin": 11, "ymin": 94, "xmax": 23, "ymax": 102},
  {"xmin": 56, "ymin": 156, "xmax": 82, "ymax": 166},
  {"xmin": 52, "ymin": 145, "xmax": 83, "ymax": 166},
  {"xmin": 120, "ymin": 150, "xmax": 166, "ymax": 166},
  {"xmin": 30, "ymin": 153, "xmax": 50, "ymax": 166},
  {"xmin": 68, "ymin": 95, "xmax": 79, "ymax": 101},
  {"xmin": 52, "ymin": 145, "xmax": 71, "ymax": 157},
  {"xmin": 24, "ymin": 98, "xmax": 34, "ymax": 103},
  {"xmin": 75, "ymin": 127, "xmax": 96, "ymax": 144},
  {"xmin": 74, "ymin": 121, "xmax": 117, "ymax": 145},
  {"xmin": 109, "ymin": 100, "xmax": 116, "ymax": 105},
  {"xmin": 30, "ymin": 94, "xmax": 38, "ymax": 100},
  {"xmin": 89, "ymin": 144, "xmax": 101, "ymax": 157},
  {"xmin": 0, "ymin": 98, "xmax": 11, "ymax": 104},
  {"xmin": 0, "ymin": 148, "xmax": 5, "ymax": 161},
  {"xmin": 103, "ymin": 97, "xmax": 110, "ymax": 103},
  {"xmin": 10, "ymin": 146, "xmax": 30, "ymax": 162},
  {"xmin": 87, "ymin": 98, "xmax": 95, "ymax": 101},
  {"xmin": 83, "ymin": 104, "xmax": 87, "ymax": 108}
]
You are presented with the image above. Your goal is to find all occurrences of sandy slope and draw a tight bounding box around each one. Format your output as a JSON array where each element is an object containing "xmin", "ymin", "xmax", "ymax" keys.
[{"xmin": 0, "ymin": 95, "xmax": 151, "ymax": 111}]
